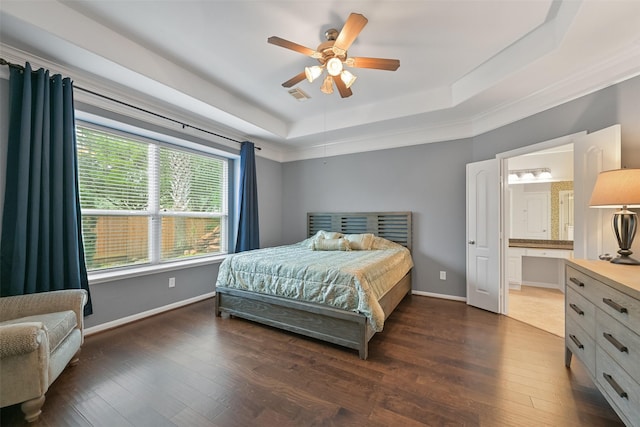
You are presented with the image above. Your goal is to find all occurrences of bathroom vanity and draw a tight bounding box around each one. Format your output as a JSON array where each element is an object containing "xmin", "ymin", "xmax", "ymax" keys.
[{"xmin": 508, "ymin": 239, "xmax": 573, "ymax": 289}]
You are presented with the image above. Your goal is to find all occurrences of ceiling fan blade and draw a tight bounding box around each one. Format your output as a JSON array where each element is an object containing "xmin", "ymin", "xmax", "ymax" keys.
[
  {"xmin": 282, "ymin": 71, "xmax": 307, "ymax": 88},
  {"xmin": 268, "ymin": 36, "xmax": 318, "ymax": 57},
  {"xmin": 333, "ymin": 76, "xmax": 353, "ymax": 98},
  {"xmin": 333, "ymin": 13, "xmax": 368, "ymax": 54},
  {"xmin": 346, "ymin": 57, "xmax": 400, "ymax": 71}
]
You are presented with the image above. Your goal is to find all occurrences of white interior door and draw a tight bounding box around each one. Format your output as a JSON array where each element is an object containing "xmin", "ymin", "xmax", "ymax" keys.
[
  {"xmin": 466, "ymin": 158, "xmax": 500, "ymax": 313},
  {"xmin": 523, "ymin": 192, "xmax": 550, "ymax": 239},
  {"xmin": 573, "ymin": 125, "xmax": 621, "ymax": 259}
]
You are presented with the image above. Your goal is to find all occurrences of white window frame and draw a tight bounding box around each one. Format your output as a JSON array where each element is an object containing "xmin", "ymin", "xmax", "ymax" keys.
[{"xmin": 76, "ymin": 115, "xmax": 234, "ymax": 283}]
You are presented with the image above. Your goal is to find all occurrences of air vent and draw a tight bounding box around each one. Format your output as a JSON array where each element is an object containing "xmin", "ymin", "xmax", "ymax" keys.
[{"xmin": 288, "ymin": 88, "xmax": 310, "ymax": 101}]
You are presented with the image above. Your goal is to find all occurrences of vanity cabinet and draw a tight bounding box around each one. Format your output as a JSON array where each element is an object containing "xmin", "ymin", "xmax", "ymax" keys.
[
  {"xmin": 507, "ymin": 248, "xmax": 525, "ymax": 288},
  {"xmin": 508, "ymin": 246, "xmax": 572, "ymax": 289},
  {"xmin": 565, "ymin": 259, "xmax": 640, "ymax": 427}
]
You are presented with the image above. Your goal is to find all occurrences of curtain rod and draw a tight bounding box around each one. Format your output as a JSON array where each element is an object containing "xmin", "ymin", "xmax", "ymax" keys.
[{"xmin": 0, "ymin": 57, "xmax": 260, "ymax": 150}]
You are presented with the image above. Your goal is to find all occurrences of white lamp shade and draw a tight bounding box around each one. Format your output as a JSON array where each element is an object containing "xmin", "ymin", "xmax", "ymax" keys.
[
  {"xmin": 320, "ymin": 75, "xmax": 334, "ymax": 94},
  {"xmin": 305, "ymin": 66, "xmax": 323, "ymax": 83},
  {"xmin": 326, "ymin": 57, "xmax": 343, "ymax": 76},
  {"xmin": 340, "ymin": 70, "xmax": 357, "ymax": 88},
  {"xmin": 590, "ymin": 168, "xmax": 640, "ymax": 208}
]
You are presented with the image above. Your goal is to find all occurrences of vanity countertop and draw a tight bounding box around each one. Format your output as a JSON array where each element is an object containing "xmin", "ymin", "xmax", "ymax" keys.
[{"xmin": 509, "ymin": 239, "xmax": 573, "ymax": 250}]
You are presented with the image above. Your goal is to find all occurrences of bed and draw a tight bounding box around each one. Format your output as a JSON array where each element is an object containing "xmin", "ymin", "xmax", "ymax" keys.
[{"xmin": 214, "ymin": 212, "xmax": 413, "ymax": 359}]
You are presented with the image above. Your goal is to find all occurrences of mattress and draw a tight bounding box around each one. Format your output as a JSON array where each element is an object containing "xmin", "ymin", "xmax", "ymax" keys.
[{"xmin": 215, "ymin": 236, "xmax": 413, "ymax": 331}]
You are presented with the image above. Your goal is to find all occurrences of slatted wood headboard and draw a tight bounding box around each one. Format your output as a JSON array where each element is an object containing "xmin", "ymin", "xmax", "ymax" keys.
[{"xmin": 307, "ymin": 212, "xmax": 412, "ymax": 250}]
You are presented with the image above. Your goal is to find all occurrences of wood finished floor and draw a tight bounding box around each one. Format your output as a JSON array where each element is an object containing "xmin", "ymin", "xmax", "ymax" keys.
[
  {"xmin": 508, "ymin": 286, "xmax": 565, "ymax": 338},
  {"xmin": 1, "ymin": 296, "xmax": 623, "ymax": 427}
]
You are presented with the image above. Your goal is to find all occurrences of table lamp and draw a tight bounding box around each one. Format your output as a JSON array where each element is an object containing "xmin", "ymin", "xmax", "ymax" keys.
[{"xmin": 589, "ymin": 168, "xmax": 640, "ymax": 265}]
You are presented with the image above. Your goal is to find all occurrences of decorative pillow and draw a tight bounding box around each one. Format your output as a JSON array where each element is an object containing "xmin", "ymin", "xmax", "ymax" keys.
[
  {"xmin": 312, "ymin": 237, "xmax": 351, "ymax": 251},
  {"xmin": 306, "ymin": 230, "xmax": 344, "ymax": 248},
  {"xmin": 319, "ymin": 230, "xmax": 343, "ymax": 239},
  {"xmin": 344, "ymin": 233, "xmax": 375, "ymax": 250}
]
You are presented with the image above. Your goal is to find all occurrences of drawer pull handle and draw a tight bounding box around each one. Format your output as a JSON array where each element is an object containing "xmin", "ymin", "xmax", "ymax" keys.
[
  {"xmin": 603, "ymin": 373, "xmax": 628, "ymax": 399},
  {"xmin": 569, "ymin": 277, "xmax": 584, "ymax": 287},
  {"xmin": 602, "ymin": 298, "xmax": 628, "ymax": 314},
  {"xmin": 569, "ymin": 303, "xmax": 584, "ymax": 316},
  {"xmin": 603, "ymin": 333, "xmax": 628, "ymax": 353},
  {"xmin": 569, "ymin": 334, "xmax": 584, "ymax": 349}
]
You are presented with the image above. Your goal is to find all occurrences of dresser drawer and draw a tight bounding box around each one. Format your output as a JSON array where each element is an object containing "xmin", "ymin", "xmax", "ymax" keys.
[
  {"xmin": 565, "ymin": 266, "xmax": 600, "ymax": 303},
  {"xmin": 597, "ymin": 310, "xmax": 640, "ymax": 383},
  {"xmin": 596, "ymin": 346, "xmax": 640, "ymax": 427},
  {"xmin": 566, "ymin": 315, "xmax": 596, "ymax": 377},
  {"xmin": 593, "ymin": 281, "xmax": 640, "ymax": 335},
  {"xmin": 566, "ymin": 286, "xmax": 596, "ymax": 336}
]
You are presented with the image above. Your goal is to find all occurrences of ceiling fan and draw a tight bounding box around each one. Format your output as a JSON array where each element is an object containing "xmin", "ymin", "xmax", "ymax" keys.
[{"xmin": 268, "ymin": 12, "xmax": 400, "ymax": 98}]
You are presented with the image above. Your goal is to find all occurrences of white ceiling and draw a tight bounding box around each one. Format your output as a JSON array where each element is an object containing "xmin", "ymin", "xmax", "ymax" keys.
[{"xmin": 1, "ymin": 1, "xmax": 640, "ymax": 162}]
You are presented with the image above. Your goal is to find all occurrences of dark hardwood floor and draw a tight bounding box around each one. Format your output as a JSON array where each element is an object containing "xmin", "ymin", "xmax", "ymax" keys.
[{"xmin": 1, "ymin": 295, "xmax": 623, "ymax": 426}]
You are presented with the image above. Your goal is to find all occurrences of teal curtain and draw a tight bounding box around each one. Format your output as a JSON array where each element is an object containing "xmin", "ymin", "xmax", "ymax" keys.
[
  {"xmin": 235, "ymin": 141, "xmax": 259, "ymax": 252},
  {"xmin": 0, "ymin": 63, "xmax": 92, "ymax": 315}
]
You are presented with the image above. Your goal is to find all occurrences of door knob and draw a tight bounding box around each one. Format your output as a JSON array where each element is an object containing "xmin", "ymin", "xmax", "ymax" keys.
[{"xmin": 468, "ymin": 240, "xmax": 475, "ymax": 245}]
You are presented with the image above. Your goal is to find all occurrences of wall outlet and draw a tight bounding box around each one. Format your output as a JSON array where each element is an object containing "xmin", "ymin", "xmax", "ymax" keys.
[
  {"xmin": 439, "ymin": 271, "xmax": 446, "ymax": 280},
  {"xmin": 169, "ymin": 277, "xmax": 176, "ymax": 288}
]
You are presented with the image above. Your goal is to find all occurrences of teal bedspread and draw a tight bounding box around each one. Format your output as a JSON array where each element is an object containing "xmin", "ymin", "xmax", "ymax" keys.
[{"xmin": 215, "ymin": 237, "xmax": 413, "ymax": 332}]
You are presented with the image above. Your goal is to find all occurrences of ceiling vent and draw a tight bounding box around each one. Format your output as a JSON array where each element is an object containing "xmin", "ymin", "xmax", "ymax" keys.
[{"xmin": 288, "ymin": 88, "xmax": 310, "ymax": 102}]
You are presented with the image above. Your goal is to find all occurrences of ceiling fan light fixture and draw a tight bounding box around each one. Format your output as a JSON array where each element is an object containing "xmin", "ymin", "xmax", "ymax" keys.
[
  {"xmin": 326, "ymin": 57, "xmax": 343, "ymax": 76},
  {"xmin": 320, "ymin": 75, "xmax": 334, "ymax": 94},
  {"xmin": 340, "ymin": 70, "xmax": 357, "ymax": 88},
  {"xmin": 305, "ymin": 65, "xmax": 323, "ymax": 83}
]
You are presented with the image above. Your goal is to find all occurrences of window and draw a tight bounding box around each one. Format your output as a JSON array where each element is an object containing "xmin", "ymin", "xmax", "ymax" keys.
[{"xmin": 76, "ymin": 123, "xmax": 228, "ymax": 271}]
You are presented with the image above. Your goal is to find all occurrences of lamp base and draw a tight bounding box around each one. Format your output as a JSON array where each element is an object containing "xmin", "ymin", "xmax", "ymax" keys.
[
  {"xmin": 610, "ymin": 209, "xmax": 639, "ymax": 266},
  {"xmin": 611, "ymin": 255, "xmax": 640, "ymax": 265}
]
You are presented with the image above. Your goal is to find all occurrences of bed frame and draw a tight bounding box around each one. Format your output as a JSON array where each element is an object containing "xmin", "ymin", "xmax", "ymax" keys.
[{"xmin": 215, "ymin": 212, "xmax": 412, "ymax": 359}]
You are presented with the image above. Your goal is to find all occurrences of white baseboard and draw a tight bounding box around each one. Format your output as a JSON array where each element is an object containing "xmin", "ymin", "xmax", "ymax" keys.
[
  {"xmin": 85, "ymin": 292, "xmax": 216, "ymax": 336},
  {"xmin": 85, "ymin": 290, "xmax": 465, "ymax": 336},
  {"xmin": 521, "ymin": 281, "xmax": 563, "ymax": 291},
  {"xmin": 412, "ymin": 290, "xmax": 466, "ymax": 302}
]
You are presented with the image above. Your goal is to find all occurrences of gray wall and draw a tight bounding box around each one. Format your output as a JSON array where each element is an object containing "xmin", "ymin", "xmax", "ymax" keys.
[
  {"xmin": 256, "ymin": 155, "xmax": 283, "ymax": 248},
  {"xmin": 282, "ymin": 75, "xmax": 640, "ymax": 298},
  {"xmin": 282, "ymin": 139, "xmax": 473, "ymax": 298}
]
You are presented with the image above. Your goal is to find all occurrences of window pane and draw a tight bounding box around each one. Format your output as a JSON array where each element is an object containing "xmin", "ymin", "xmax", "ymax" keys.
[
  {"xmin": 77, "ymin": 126, "xmax": 149, "ymax": 210},
  {"xmin": 159, "ymin": 147, "xmax": 226, "ymax": 213},
  {"xmin": 82, "ymin": 215, "xmax": 149, "ymax": 270},
  {"xmin": 76, "ymin": 122, "xmax": 229, "ymax": 272},
  {"xmin": 161, "ymin": 217, "xmax": 222, "ymax": 260}
]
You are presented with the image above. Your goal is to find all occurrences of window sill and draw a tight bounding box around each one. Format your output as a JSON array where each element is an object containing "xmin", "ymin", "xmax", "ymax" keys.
[{"xmin": 88, "ymin": 254, "xmax": 229, "ymax": 285}]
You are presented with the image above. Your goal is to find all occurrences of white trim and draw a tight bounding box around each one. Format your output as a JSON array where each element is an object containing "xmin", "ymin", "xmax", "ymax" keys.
[
  {"xmin": 495, "ymin": 131, "xmax": 586, "ymax": 160},
  {"xmin": 412, "ymin": 290, "xmax": 467, "ymax": 302},
  {"xmin": 520, "ymin": 281, "xmax": 564, "ymax": 291},
  {"xmin": 84, "ymin": 292, "xmax": 216, "ymax": 336},
  {"xmin": 88, "ymin": 255, "xmax": 227, "ymax": 285}
]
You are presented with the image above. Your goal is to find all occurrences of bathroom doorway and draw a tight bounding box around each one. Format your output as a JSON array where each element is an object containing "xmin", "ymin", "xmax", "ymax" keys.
[{"xmin": 504, "ymin": 143, "xmax": 574, "ymax": 337}]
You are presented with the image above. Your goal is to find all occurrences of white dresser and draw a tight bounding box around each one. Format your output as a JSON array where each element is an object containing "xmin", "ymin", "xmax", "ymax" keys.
[{"xmin": 565, "ymin": 259, "xmax": 640, "ymax": 427}]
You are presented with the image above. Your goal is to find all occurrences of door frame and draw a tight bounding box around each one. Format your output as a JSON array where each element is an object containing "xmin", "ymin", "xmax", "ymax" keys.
[{"xmin": 495, "ymin": 131, "xmax": 586, "ymax": 314}]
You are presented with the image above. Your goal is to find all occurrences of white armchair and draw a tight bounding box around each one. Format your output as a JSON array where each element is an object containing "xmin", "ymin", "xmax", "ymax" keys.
[{"xmin": 0, "ymin": 289, "xmax": 87, "ymax": 422}]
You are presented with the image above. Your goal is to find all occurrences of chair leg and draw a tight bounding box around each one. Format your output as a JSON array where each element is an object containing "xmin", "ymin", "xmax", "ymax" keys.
[
  {"xmin": 21, "ymin": 395, "xmax": 45, "ymax": 423},
  {"xmin": 69, "ymin": 349, "xmax": 81, "ymax": 367}
]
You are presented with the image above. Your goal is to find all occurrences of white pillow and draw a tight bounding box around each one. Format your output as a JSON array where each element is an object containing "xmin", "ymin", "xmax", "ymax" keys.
[
  {"xmin": 313, "ymin": 237, "xmax": 351, "ymax": 251},
  {"xmin": 319, "ymin": 230, "xmax": 343, "ymax": 239},
  {"xmin": 306, "ymin": 230, "xmax": 344, "ymax": 248},
  {"xmin": 344, "ymin": 233, "xmax": 375, "ymax": 250}
]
